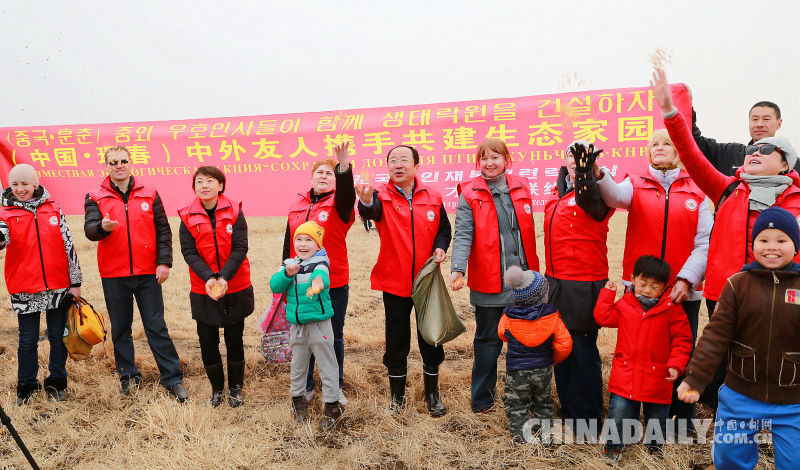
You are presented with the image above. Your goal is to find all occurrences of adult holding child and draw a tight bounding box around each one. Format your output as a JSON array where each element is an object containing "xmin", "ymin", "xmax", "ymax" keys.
[
  {"xmin": 282, "ymin": 142, "xmax": 355, "ymax": 405},
  {"xmin": 0, "ymin": 164, "xmax": 82, "ymax": 405},
  {"xmin": 543, "ymin": 140, "xmax": 613, "ymax": 428},
  {"xmin": 449, "ymin": 138, "xmax": 539, "ymax": 414},
  {"xmin": 179, "ymin": 166, "xmax": 253, "ymax": 407},
  {"xmin": 84, "ymin": 146, "xmax": 187, "ymax": 401},
  {"xmin": 357, "ymin": 144, "xmax": 452, "ymax": 416},
  {"xmin": 652, "ymin": 67, "xmax": 800, "ymax": 409}
]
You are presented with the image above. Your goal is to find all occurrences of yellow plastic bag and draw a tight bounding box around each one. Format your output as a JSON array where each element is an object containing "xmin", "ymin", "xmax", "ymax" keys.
[{"xmin": 412, "ymin": 257, "xmax": 466, "ymax": 347}]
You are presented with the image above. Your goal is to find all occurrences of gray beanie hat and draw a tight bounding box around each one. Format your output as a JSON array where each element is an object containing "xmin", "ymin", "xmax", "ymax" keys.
[
  {"xmin": 8, "ymin": 164, "xmax": 39, "ymax": 186},
  {"xmin": 754, "ymin": 136, "xmax": 797, "ymax": 173}
]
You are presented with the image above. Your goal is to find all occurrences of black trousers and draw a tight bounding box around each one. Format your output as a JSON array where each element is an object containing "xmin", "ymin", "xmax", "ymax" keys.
[
  {"xmin": 196, "ymin": 319, "xmax": 245, "ymax": 366},
  {"xmin": 382, "ymin": 292, "xmax": 444, "ymax": 375}
]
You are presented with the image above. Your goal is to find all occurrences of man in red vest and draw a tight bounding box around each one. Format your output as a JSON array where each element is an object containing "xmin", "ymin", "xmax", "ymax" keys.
[
  {"xmin": 84, "ymin": 146, "xmax": 186, "ymax": 401},
  {"xmin": 357, "ymin": 145, "xmax": 452, "ymax": 416}
]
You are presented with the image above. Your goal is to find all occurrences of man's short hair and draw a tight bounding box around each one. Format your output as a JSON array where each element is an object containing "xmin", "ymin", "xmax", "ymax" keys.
[
  {"xmin": 750, "ymin": 101, "xmax": 781, "ymax": 120},
  {"xmin": 632, "ymin": 255, "xmax": 671, "ymax": 284},
  {"xmin": 385, "ymin": 145, "xmax": 419, "ymax": 165},
  {"xmin": 103, "ymin": 146, "xmax": 130, "ymax": 162}
]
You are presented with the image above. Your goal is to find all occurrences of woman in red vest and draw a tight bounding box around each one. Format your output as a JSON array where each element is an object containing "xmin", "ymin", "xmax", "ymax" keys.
[
  {"xmin": 543, "ymin": 141, "xmax": 613, "ymax": 431},
  {"xmin": 596, "ymin": 128, "xmax": 712, "ymax": 428},
  {"xmin": 282, "ymin": 143, "xmax": 355, "ymax": 405},
  {"xmin": 450, "ymin": 138, "xmax": 540, "ymax": 413},
  {"xmin": 0, "ymin": 164, "xmax": 82, "ymax": 405},
  {"xmin": 179, "ymin": 166, "xmax": 253, "ymax": 408}
]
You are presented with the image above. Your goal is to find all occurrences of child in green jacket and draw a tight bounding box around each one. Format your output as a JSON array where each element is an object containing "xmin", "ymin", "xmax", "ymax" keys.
[{"xmin": 269, "ymin": 221, "xmax": 341, "ymax": 431}]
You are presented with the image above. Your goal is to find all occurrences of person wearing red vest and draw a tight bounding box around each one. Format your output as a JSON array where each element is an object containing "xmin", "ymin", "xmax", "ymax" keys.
[
  {"xmin": 653, "ymin": 68, "xmax": 800, "ymax": 410},
  {"xmin": 179, "ymin": 166, "xmax": 253, "ymax": 408},
  {"xmin": 596, "ymin": 128, "xmax": 712, "ymax": 430},
  {"xmin": 282, "ymin": 143, "xmax": 355, "ymax": 405},
  {"xmin": 450, "ymin": 138, "xmax": 539, "ymax": 413},
  {"xmin": 0, "ymin": 164, "xmax": 82, "ymax": 405},
  {"xmin": 543, "ymin": 141, "xmax": 613, "ymax": 432},
  {"xmin": 357, "ymin": 145, "xmax": 452, "ymax": 416},
  {"xmin": 84, "ymin": 146, "xmax": 186, "ymax": 402}
]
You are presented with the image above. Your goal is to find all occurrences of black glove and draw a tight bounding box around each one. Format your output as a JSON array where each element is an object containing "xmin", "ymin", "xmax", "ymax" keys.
[{"xmin": 571, "ymin": 142, "xmax": 602, "ymax": 174}]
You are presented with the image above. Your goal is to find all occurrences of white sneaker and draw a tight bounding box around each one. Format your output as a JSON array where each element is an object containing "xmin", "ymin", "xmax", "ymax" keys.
[
  {"xmin": 304, "ymin": 389, "xmax": 314, "ymax": 402},
  {"xmin": 338, "ymin": 388, "xmax": 348, "ymax": 406}
]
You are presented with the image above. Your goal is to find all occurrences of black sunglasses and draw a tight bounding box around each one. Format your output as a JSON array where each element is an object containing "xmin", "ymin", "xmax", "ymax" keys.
[
  {"xmin": 107, "ymin": 159, "xmax": 130, "ymax": 166},
  {"xmin": 745, "ymin": 143, "xmax": 784, "ymax": 157}
]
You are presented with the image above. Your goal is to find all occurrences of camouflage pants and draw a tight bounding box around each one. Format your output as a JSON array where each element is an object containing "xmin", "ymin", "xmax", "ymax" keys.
[{"xmin": 503, "ymin": 366, "xmax": 553, "ymax": 442}]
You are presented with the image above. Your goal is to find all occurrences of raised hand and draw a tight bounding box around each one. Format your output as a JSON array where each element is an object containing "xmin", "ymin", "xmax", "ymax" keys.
[
  {"xmin": 572, "ymin": 142, "xmax": 603, "ymax": 175},
  {"xmin": 355, "ymin": 181, "xmax": 374, "ymax": 205},
  {"xmin": 285, "ymin": 261, "xmax": 300, "ymax": 277},
  {"xmin": 101, "ymin": 212, "xmax": 119, "ymax": 232},
  {"xmin": 335, "ymin": 142, "xmax": 351, "ymax": 171},
  {"xmin": 650, "ymin": 68, "xmax": 676, "ymax": 114}
]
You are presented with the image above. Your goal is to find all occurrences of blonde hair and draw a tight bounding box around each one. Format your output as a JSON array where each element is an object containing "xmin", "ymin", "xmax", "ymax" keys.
[
  {"xmin": 647, "ymin": 129, "xmax": 681, "ymax": 167},
  {"xmin": 475, "ymin": 138, "xmax": 512, "ymax": 169}
]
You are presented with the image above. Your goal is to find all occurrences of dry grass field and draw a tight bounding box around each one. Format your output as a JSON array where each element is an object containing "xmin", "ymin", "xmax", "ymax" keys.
[{"xmin": 0, "ymin": 213, "xmax": 776, "ymax": 469}]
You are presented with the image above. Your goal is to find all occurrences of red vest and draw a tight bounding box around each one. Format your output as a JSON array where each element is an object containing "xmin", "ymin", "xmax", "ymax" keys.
[
  {"xmin": 90, "ymin": 177, "xmax": 159, "ymax": 278},
  {"xmin": 178, "ymin": 196, "xmax": 252, "ymax": 295},
  {"xmin": 458, "ymin": 174, "xmax": 539, "ymax": 293},
  {"xmin": 0, "ymin": 200, "xmax": 70, "ymax": 294},
  {"xmin": 287, "ymin": 191, "xmax": 355, "ymax": 289},
  {"xmin": 623, "ymin": 171, "xmax": 705, "ymax": 285},
  {"xmin": 544, "ymin": 187, "xmax": 613, "ymax": 281},
  {"xmin": 705, "ymin": 179, "xmax": 800, "ymax": 300},
  {"xmin": 371, "ymin": 179, "xmax": 443, "ymax": 297}
]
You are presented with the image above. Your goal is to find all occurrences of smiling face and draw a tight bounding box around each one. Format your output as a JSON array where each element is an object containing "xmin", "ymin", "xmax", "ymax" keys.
[
  {"xmin": 11, "ymin": 180, "xmax": 37, "ymax": 201},
  {"xmin": 742, "ymin": 144, "xmax": 788, "ymax": 176},
  {"xmin": 387, "ymin": 146, "xmax": 418, "ymax": 187},
  {"xmin": 754, "ymin": 227, "xmax": 796, "ymax": 269},
  {"xmin": 479, "ymin": 149, "xmax": 507, "ymax": 178},
  {"xmin": 193, "ymin": 174, "xmax": 223, "ymax": 205},
  {"xmin": 648, "ymin": 135, "xmax": 679, "ymax": 168},
  {"xmin": 105, "ymin": 149, "xmax": 132, "ymax": 184},
  {"xmin": 631, "ymin": 274, "xmax": 667, "ymax": 300},
  {"xmin": 311, "ymin": 163, "xmax": 335, "ymax": 194},
  {"xmin": 749, "ymin": 106, "xmax": 782, "ymax": 141},
  {"xmin": 294, "ymin": 233, "xmax": 319, "ymax": 260}
]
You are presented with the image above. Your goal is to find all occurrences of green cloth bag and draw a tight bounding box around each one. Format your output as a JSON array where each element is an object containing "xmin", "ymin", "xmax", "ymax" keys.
[{"xmin": 412, "ymin": 256, "xmax": 466, "ymax": 346}]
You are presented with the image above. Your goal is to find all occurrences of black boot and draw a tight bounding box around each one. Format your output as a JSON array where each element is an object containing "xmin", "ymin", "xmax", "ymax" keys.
[
  {"xmin": 291, "ymin": 395, "xmax": 308, "ymax": 425},
  {"xmin": 204, "ymin": 363, "xmax": 225, "ymax": 407},
  {"xmin": 386, "ymin": 371, "xmax": 406, "ymax": 414},
  {"xmin": 227, "ymin": 360, "xmax": 244, "ymax": 407},
  {"xmin": 320, "ymin": 401, "xmax": 344, "ymax": 432},
  {"xmin": 43, "ymin": 376, "xmax": 67, "ymax": 402},
  {"xmin": 16, "ymin": 383, "xmax": 40, "ymax": 406},
  {"xmin": 423, "ymin": 364, "xmax": 447, "ymax": 417}
]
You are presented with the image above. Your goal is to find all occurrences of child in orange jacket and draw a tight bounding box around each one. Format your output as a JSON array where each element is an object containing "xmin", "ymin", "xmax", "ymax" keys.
[{"xmin": 499, "ymin": 266, "xmax": 572, "ymax": 442}]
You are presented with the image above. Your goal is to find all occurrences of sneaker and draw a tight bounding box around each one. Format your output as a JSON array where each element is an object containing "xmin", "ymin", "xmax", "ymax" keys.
[
  {"xmin": 166, "ymin": 383, "xmax": 189, "ymax": 403},
  {"xmin": 304, "ymin": 388, "xmax": 315, "ymax": 402},
  {"xmin": 603, "ymin": 447, "xmax": 621, "ymax": 465},
  {"xmin": 338, "ymin": 388, "xmax": 348, "ymax": 406}
]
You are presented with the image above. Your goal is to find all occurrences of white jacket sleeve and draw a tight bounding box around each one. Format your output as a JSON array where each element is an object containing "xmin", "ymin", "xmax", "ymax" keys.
[
  {"xmin": 677, "ymin": 196, "xmax": 713, "ymax": 287},
  {"xmin": 596, "ymin": 171, "xmax": 633, "ymax": 209}
]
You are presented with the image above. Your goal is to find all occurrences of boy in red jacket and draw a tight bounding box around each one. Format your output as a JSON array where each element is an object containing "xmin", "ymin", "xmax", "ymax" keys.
[
  {"xmin": 499, "ymin": 266, "xmax": 572, "ymax": 443},
  {"xmin": 594, "ymin": 255, "xmax": 692, "ymax": 463}
]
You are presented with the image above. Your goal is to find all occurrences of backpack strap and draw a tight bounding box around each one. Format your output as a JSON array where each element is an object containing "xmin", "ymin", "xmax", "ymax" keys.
[{"xmin": 715, "ymin": 180, "xmax": 741, "ymax": 215}]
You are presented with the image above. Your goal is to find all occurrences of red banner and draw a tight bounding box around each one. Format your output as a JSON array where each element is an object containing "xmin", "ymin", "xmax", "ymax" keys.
[{"xmin": 0, "ymin": 85, "xmax": 691, "ymax": 216}]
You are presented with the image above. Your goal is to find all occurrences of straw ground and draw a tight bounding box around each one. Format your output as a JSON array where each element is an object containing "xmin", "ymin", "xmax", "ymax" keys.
[{"xmin": 0, "ymin": 214, "xmax": 775, "ymax": 469}]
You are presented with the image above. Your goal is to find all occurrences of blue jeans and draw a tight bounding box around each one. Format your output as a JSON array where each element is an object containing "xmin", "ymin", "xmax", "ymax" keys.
[
  {"xmin": 306, "ymin": 284, "xmax": 348, "ymax": 390},
  {"xmin": 102, "ymin": 275, "xmax": 183, "ymax": 387},
  {"xmin": 713, "ymin": 385, "xmax": 800, "ymax": 469},
  {"xmin": 471, "ymin": 305, "xmax": 505, "ymax": 411},
  {"xmin": 554, "ymin": 329, "xmax": 603, "ymax": 423},
  {"xmin": 605, "ymin": 393, "xmax": 670, "ymax": 451},
  {"xmin": 17, "ymin": 304, "xmax": 69, "ymax": 386}
]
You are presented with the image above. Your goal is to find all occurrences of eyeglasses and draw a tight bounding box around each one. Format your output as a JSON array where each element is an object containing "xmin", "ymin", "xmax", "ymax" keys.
[
  {"xmin": 107, "ymin": 159, "xmax": 130, "ymax": 166},
  {"xmin": 388, "ymin": 158, "xmax": 412, "ymax": 166},
  {"xmin": 745, "ymin": 143, "xmax": 784, "ymax": 157}
]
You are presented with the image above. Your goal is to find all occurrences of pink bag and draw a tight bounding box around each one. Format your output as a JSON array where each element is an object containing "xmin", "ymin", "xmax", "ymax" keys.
[{"xmin": 259, "ymin": 293, "xmax": 291, "ymax": 363}]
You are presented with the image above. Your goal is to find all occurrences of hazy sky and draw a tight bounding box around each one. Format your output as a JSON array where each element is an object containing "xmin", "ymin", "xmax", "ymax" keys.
[{"xmin": 2, "ymin": 1, "xmax": 798, "ymax": 144}]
